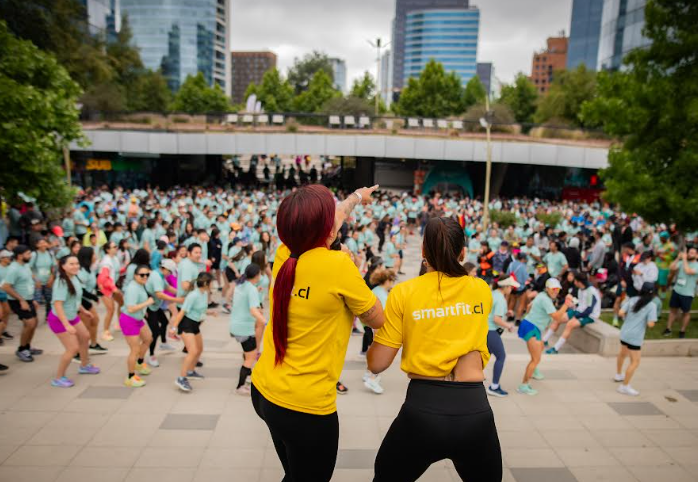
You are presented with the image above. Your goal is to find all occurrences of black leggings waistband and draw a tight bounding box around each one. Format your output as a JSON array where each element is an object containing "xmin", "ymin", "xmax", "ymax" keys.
[{"xmin": 405, "ymin": 379, "xmax": 491, "ymax": 416}]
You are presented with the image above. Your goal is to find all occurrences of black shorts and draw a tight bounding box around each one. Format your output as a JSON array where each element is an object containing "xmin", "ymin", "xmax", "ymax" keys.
[
  {"xmin": 670, "ymin": 290, "xmax": 693, "ymax": 314},
  {"xmin": 8, "ymin": 300, "xmax": 37, "ymax": 320},
  {"xmin": 81, "ymin": 298, "xmax": 93, "ymax": 310},
  {"xmin": 621, "ymin": 340, "xmax": 641, "ymax": 351},
  {"xmin": 178, "ymin": 316, "xmax": 201, "ymax": 335},
  {"xmin": 225, "ymin": 266, "xmax": 237, "ymax": 283},
  {"xmin": 231, "ymin": 335, "xmax": 257, "ymax": 352}
]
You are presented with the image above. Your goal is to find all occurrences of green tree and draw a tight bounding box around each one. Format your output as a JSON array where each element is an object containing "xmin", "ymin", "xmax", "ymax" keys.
[
  {"xmin": 170, "ymin": 72, "xmax": 229, "ymax": 114},
  {"xmin": 395, "ymin": 60, "xmax": 464, "ymax": 117},
  {"xmin": 350, "ymin": 71, "xmax": 376, "ymax": 100},
  {"xmin": 0, "ymin": 21, "xmax": 83, "ymax": 208},
  {"xmin": 321, "ymin": 96, "xmax": 373, "ymax": 117},
  {"xmin": 581, "ymin": 0, "xmax": 698, "ymax": 232},
  {"xmin": 293, "ymin": 69, "xmax": 340, "ymax": 113},
  {"xmin": 498, "ymin": 73, "xmax": 538, "ymax": 124},
  {"xmin": 534, "ymin": 65, "xmax": 597, "ymax": 127},
  {"xmin": 462, "ymin": 76, "xmax": 487, "ymax": 110},
  {"xmin": 129, "ymin": 70, "xmax": 172, "ymax": 112},
  {"xmin": 244, "ymin": 68, "xmax": 294, "ymax": 112},
  {"xmin": 287, "ymin": 51, "xmax": 333, "ymax": 95}
]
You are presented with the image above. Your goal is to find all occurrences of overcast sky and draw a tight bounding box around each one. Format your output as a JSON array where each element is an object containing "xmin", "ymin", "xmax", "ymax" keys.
[{"xmin": 230, "ymin": 0, "xmax": 572, "ymax": 91}]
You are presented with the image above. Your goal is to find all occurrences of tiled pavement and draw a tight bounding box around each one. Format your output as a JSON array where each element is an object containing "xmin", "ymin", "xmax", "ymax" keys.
[{"xmin": 1, "ymin": 237, "xmax": 698, "ymax": 481}]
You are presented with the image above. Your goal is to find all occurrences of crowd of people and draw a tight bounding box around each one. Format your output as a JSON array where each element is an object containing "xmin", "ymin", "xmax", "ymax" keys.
[{"xmin": 0, "ymin": 186, "xmax": 695, "ymax": 399}]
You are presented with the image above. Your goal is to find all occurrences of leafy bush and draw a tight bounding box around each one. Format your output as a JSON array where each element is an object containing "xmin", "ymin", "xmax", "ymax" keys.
[
  {"xmin": 286, "ymin": 117, "xmax": 299, "ymax": 133},
  {"xmin": 490, "ymin": 210, "xmax": 517, "ymax": 228},
  {"xmin": 537, "ymin": 211, "xmax": 563, "ymax": 228}
]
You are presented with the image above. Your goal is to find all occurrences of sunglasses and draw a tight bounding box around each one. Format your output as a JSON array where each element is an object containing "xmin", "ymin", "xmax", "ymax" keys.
[{"xmin": 136, "ymin": 272, "xmax": 150, "ymax": 278}]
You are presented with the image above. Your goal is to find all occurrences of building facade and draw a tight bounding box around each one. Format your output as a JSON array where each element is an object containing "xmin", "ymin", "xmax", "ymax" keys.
[
  {"xmin": 120, "ymin": 0, "xmax": 231, "ymax": 95},
  {"xmin": 329, "ymin": 58, "xmax": 347, "ymax": 93},
  {"xmin": 597, "ymin": 0, "xmax": 649, "ymax": 71},
  {"xmin": 531, "ymin": 36, "xmax": 568, "ymax": 94},
  {"xmin": 81, "ymin": 0, "xmax": 120, "ymax": 39},
  {"xmin": 230, "ymin": 52, "xmax": 277, "ymax": 104},
  {"xmin": 391, "ymin": 0, "xmax": 478, "ymax": 90},
  {"xmin": 476, "ymin": 62, "xmax": 493, "ymax": 97},
  {"xmin": 567, "ymin": 0, "xmax": 603, "ymax": 70}
]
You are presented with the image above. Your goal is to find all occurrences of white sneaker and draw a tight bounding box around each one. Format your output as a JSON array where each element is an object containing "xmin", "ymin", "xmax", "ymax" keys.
[
  {"xmin": 236, "ymin": 385, "xmax": 251, "ymax": 396},
  {"xmin": 364, "ymin": 375, "xmax": 384, "ymax": 394},
  {"xmin": 617, "ymin": 384, "xmax": 639, "ymax": 396},
  {"xmin": 159, "ymin": 343, "xmax": 176, "ymax": 351},
  {"xmin": 357, "ymin": 352, "xmax": 366, "ymax": 360},
  {"xmin": 147, "ymin": 356, "xmax": 160, "ymax": 368},
  {"xmin": 362, "ymin": 370, "xmax": 371, "ymax": 382},
  {"xmin": 613, "ymin": 373, "xmax": 625, "ymax": 382}
]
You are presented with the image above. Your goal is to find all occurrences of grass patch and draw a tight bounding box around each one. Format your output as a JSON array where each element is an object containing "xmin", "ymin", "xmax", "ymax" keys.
[{"xmin": 599, "ymin": 312, "xmax": 698, "ymax": 340}]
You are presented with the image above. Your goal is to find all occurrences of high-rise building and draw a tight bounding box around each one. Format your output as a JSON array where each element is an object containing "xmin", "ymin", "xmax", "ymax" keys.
[
  {"xmin": 597, "ymin": 0, "xmax": 649, "ymax": 71},
  {"xmin": 567, "ymin": 0, "xmax": 603, "ymax": 70},
  {"xmin": 329, "ymin": 58, "xmax": 347, "ymax": 93},
  {"xmin": 391, "ymin": 0, "xmax": 479, "ymax": 90},
  {"xmin": 230, "ymin": 51, "xmax": 277, "ymax": 104},
  {"xmin": 530, "ymin": 36, "xmax": 568, "ymax": 94},
  {"xmin": 476, "ymin": 62, "xmax": 493, "ymax": 97},
  {"xmin": 81, "ymin": 0, "xmax": 120, "ymax": 39},
  {"xmin": 120, "ymin": 0, "xmax": 231, "ymax": 95},
  {"xmin": 380, "ymin": 49, "xmax": 393, "ymax": 106}
]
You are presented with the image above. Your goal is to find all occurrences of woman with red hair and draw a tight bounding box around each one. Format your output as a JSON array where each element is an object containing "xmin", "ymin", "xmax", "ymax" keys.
[{"xmin": 251, "ymin": 184, "xmax": 384, "ymax": 482}]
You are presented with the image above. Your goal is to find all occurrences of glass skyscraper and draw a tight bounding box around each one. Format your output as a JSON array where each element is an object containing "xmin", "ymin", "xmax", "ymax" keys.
[
  {"xmin": 597, "ymin": 0, "xmax": 650, "ymax": 71},
  {"xmin": 567, "ymin": 0, "xmax": 603, "ymax": 70},
  {"xmin": 391, "ymin": 0, "xmax": 478, "ymax": 90},
  {"xmin": 120, "ymin": 0, "xmax": 231, "ymax": 94}
]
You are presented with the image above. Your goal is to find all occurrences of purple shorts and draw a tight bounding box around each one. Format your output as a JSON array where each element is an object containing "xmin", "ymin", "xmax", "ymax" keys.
[
  {"xmin": 47, "ymin": 311, "xmax": 80, "ymax": 334},
  {"xmin": 119, "ymin": 312, "xmax": 145, "ymax": 336}
]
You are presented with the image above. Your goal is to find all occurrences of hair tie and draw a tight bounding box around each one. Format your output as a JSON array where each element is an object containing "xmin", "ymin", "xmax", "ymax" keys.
[{"xmin": 289, "ymin": 253, "xmax": 299, "ymax": 259}]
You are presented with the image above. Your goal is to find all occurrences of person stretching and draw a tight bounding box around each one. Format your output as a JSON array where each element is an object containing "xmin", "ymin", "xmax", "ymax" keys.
[{"xmin": 486, "ymin": 276, "xmax": 519, "ymax": 397}]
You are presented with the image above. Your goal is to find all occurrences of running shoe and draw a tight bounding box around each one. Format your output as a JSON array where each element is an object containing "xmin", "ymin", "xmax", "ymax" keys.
[
  {"xmin": 351, "ymin": 327, "xmax": 362, "ymax": 336},
  {"xmin": 208, "ymin": 301, "xmax": 219, "ymax": 309},
  {"xmin": 186, "ymin": 370, "xmax": 205, "ymax": 379},
  {"xmin": 532, "ymin": 368, "xmax": 545, "ymax": 380},
  {"xmin": 175, "ymin": 377, "xmax": 192, "ymax": 392},
  {"xmin": 336, "ymin": 381, "xmax": 348, "ymax": 395},
  {"xmin": 124, "ymin": 375, "xmax": 146, "ymax": 388},
  {"xmin": 613, "ymin": 373, "xmax": 625, "ymax": 382},
  {"xmin": 679, "ymin": 331, "xmax": 686, "ymax": 339},
  {"xmin": 517, "ymin": 384, "xmax": 538, "ymax": 396},
  {"xmin": 102, "ymin": 330, "xmax": 114, "ymax": 341},
  {"xmin": 221, "ymin": 304, "xmax": 231, "ymax": 314},
  {"xmin": 29, "ymin": 347, "xmax": 43, "ymax": 355},
  {"xmin": 362, "ymin": 370, "xmax": 371, "ymax": 382},
  {"xmin": 72, "ymin": 354, "xmax": 81, "ymax": 364},
  {"xmin": 364, "ymin": 375, "xmax": 384, "ymax": 394},
  {"xmin": 617, "ymin": 384, "xmax": 639, "ymax": 396},
  {"xmin": 487, "ymin": 386, "xmax": 509, "ymax": 397},
  {"xmin": 159, "ymin": 343, "xmax": 176, "ymax": 351},
  {"xmin": 196, "ymin": 360, "xmax": 204, "ymax": 368},
  {"xmin": 15, "ymin": 349, "xmax": 33, "ymax": 363},
  {"xmin": 662, "ymin": 328, "xmax": 672, "ymax": 337},
  {"xmin": 1, "ymin": 331, "xmax": 13, "ymax": 340},
  {"xmin": 168, "ymin": 331, "xmax": 181, "ymax": 341},
  {"xmin": 0, "ymin": 364, "xmax": 8, "ymax": 371},
  {"xmin": 236, "ymin": 385, "xmax": 251, "ymax": 396},
  {"xmin": 147, "ymin": 356, "xmax": 160, "ymax": 368},
  {"xmin": 136, "ymin": 363, "xmax": 152, "ymax": 376},
  {"xmin": 545, "ymin": 347, "xmax": 559, "ymax": 355},
  {"xmin": 78, "ymin": 364, "xmax": 101, "ymax": 375},
  {"xmin": 51, "ymin": 376, "xmax": 75, "ymax": 388},
  {"xmin": 357, "ymin": 352, "xmax": 366, "ymax": 360},
  {"xmin": 89, "ymin": 344, "xmax": 108, "ymax": 353},
  {"xmin": 543, "ymin": 340, "xmax": 549, "ymax": 347}
]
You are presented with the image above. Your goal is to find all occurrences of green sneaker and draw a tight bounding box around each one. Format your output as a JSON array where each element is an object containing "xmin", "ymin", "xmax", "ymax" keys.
[
  {"xmin": 532, "ymin": 367, "xmax": 545, "ymax": 380},
  {"xmin": 517, "ymin": 384, "xmax": 538, "ymax": 396}
]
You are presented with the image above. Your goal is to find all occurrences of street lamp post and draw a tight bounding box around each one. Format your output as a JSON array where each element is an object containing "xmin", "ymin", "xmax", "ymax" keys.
[
  {"xmin": 367, "ymin": 38, "xmax": 390, "ymax": 116},
  {"xmin": 480, "ymin": 94, "xmax": 493, "ymax": 230}
]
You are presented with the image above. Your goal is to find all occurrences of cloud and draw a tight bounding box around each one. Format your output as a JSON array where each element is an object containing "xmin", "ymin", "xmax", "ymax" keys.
[{"xmin": 229, "ymin": 0, "xmax": 572, "ymax": 90}]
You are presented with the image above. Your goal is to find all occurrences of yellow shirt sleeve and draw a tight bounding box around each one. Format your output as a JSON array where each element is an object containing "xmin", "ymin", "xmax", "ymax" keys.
[
  {"xmin": 374, "ymin": 285, "xmax": 404, "ymax": 349},
  {"xmin": 336, "ymin": 254, "xmax": 377, "ymax": 316}
]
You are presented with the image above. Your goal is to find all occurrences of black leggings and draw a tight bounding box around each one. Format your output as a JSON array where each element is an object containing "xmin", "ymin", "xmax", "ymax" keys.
[
  {"xmin": 251, "ymin": 384, "xmax": 338, "ymax": 482},
  {"xmin": 374, "ymin": 379, "xmax": 502, "ymax": 482},
  {"xmin": 146, "ymin": 309, "xmax": 168, "ymax": 356},
  {"xmin": 362, "ymin": 326, "xmax": 374, "ymax": 353}
]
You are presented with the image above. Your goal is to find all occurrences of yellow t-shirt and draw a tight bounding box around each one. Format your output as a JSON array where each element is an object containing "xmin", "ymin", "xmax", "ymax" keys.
[
  {"xmin": 374, "ymin": 271, "xmax": 492, "ymax": 377},
  {"xmin": 251, "ymin": 245, "xmax": 376, "ymax": 415}
]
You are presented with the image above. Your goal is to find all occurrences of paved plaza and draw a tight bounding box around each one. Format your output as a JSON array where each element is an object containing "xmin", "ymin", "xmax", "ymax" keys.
[{"xmin": 1, "ymin": 239, "xmax": 698, "ymax": 482}]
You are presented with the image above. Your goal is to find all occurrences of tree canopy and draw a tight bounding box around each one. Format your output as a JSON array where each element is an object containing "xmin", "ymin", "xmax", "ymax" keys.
[
  {"xmin": 170, "ymin": 72, "xmax": 230, "ymax": 114},
  {"xmin": 244, "ymin": 68, "xmax": 294, "ymax": 112},
  {"xmin": 287, "ymin": 51, "xmax": 334, "ymax": 95},
  {"xmin": 394, "ymin": 60, "xmax": 465, "ymax": 117},
  {"xmin": 462, "ymin": 76, "xmax": 487, "ymax": 110},
  {"xmin": 293, "ymin": 69, "xmax": 341, "ymax": 113},
  {"xmin": 0, "ymin": 21, "xmax": 83, "ymax": 208},
  {"xmin": 535, "ymin": 65, "xmax": 597, "ymax": 127},
  {"xmin": 350, "ymin": 71, "xmax": 376, "ymax": 100},
  {"xmin": 499, "ymin": 73, "xmax": 538, "ymax": 124},
  {"xmin": 581, "ymin": 0, "xmax": 698, "ymax": 232}
]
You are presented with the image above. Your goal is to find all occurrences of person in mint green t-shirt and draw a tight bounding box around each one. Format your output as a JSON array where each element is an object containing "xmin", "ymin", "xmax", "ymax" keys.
[
  {"xmin": 30, "ymin": 239, "xmax": 55, "ymax": 307},
  {"xmin": 667, "ymin": 247, "xmax": 698, "ymax": 337},
  {"xmin": 171, "ymin": 271, "xmax": 213, "ymax": 392},
  {"xmin": 230, "ymin": 264, "xmax": 265, "ymax": 395},
  {"xmin": 486, "ymin": 277, "xmax": 518, "ymax": 398}
]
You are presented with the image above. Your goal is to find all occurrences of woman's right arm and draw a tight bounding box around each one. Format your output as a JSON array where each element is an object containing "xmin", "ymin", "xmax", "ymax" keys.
[{"xmin": 358, "ymin": 299, "xmax": 384, "ymax": 330}]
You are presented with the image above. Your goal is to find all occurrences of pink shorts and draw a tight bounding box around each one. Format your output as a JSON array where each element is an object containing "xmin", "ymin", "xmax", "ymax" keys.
[
  {"xmin": 47, "ymin": 311, "xmax": 80, "ymax": 334},
  {"xmin": 119, "ymin": 313, "xmax": 145, "ymax": 336}
]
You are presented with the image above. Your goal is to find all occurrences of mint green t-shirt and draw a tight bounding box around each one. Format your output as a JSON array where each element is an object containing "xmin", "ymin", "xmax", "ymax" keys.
[
  {"xmin": 30, "ymin": 251, "xmax": 54, "ymax": 284},
  {"xmin": 543, "ymin": 251, "xmax": 568, "ymax": 278},
  {"xmin": 51, "ymin": 276, "xmax": 83, "ymax": 320},
  {"xmin": 229, "ymin": 281, "xmax": 260, "ymax": 337},
  {"xmin": 674, "ymin": 260, "xmax": 698, "ymax": 297},
  {"xmin": 182, "ymin": 288, "xmax": 209, "ymax": 322},
  {"xmin": 176, "ymin": 258, "xmax": 201, "ymax": 305},
  {"xmin": 488, "ymin": 289, "xmax": 507, "ymax": 331},
  {"xmin": 525, "ymin": 292, "xmax": 557, "ymax": 332},
  {"xmin": 121, "ymin": 281, "xmax": 149, "ymax": 320},
  {"xmin": 145, "ymin": 270, "xmax": 166, "ymax": 312},
  {"xmin": 3, "ymin": 262, "xmax": 34, "ymax": 300}
]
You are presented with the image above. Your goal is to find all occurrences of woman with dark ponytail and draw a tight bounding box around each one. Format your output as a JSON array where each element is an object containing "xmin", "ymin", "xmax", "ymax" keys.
[
  {"xmin": 367, "ymin": 216, "xmax": 502, "ymax": 482},
  {"xmin": 251, "ymin": 184, "xmax": 383, "ymax": 482}
]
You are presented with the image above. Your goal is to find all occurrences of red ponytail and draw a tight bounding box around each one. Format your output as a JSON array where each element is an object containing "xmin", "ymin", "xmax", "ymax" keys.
[{"xmin": 272, "ymin": 185, "xmax": 335, "ymax": 365}]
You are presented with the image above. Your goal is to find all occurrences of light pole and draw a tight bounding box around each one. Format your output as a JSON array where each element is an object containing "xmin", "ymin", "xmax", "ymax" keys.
[
  {"xmin": 480, "ymin": 94, "xmax": 494, "ymax": 230},
  {"xmin": 367, "ymin": 38, "xmax": 390, "ymax": 116}
]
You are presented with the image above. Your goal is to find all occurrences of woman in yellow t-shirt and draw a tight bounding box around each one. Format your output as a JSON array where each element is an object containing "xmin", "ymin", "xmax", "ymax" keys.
[
  {"xmin": 368, "ymin": 216, "xmax": 502, "ymax": 482},
  {"xmin": 251, "ymin": 184, "xmax": 384, "ymax": 482}
]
